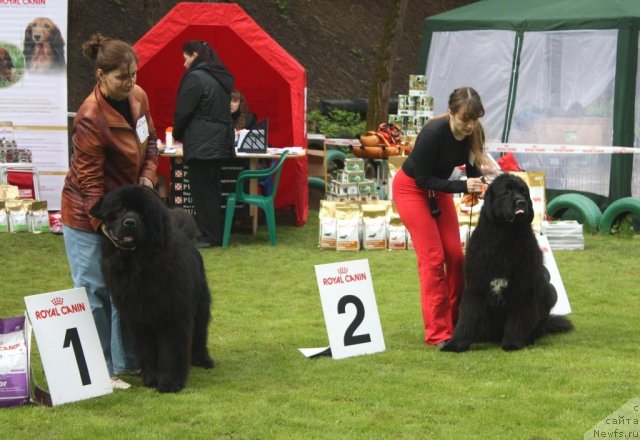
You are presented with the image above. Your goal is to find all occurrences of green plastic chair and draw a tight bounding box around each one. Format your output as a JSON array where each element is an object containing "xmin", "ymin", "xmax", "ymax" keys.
[{"xmin": 222, "ymin": 150, "xmax": 290, "ymax": 247}]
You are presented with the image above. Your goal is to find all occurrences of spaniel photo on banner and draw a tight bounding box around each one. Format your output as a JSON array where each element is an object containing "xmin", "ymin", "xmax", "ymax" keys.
[{"xmin": 0, "ymin": 0, "xmax": 69, "ymax": 210}]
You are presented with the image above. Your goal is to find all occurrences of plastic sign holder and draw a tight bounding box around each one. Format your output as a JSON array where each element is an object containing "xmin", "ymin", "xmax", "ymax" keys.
[
  {"xmin": 24, "ymin": 287, "xmax": 112, "ymax": 406},
  {"xmin": 300, "ymin": 259, "xmax": 385, "ymax": 360}
]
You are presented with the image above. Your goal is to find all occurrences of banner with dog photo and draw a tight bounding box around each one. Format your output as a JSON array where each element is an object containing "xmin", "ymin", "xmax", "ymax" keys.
[{"xmin": 0, "ymin": 0, "xmax": 68, "ymax": 210}]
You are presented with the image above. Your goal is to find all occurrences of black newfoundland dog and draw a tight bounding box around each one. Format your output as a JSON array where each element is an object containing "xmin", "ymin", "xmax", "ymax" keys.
[
  {"xmin": 91, "ymin": 185, "xmax": 213, "ymax": 392},
  {"xmin": 441, "ymin": 173, "xmax": 573, "ymax": 353}
]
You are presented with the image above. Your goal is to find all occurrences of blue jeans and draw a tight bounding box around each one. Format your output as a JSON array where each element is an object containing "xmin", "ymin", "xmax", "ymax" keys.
[{"xmin": 62, "ymin": 225, "xmax": 138, "ymax": 376}]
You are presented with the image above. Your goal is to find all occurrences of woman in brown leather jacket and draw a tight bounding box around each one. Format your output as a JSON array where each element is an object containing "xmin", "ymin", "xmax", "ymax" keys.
[{"xmin": 60, "ymin": 34, "xmax": 158, "ymax": 390}]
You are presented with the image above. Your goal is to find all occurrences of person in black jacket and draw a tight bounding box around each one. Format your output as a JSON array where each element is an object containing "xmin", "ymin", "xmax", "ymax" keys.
[{"xmin": 173, "ymin": 40, "xmax": 234, "ymax": 248}]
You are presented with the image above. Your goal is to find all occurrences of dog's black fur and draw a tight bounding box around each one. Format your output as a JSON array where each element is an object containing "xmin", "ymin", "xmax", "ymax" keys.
[
  {"xmin": 441, "ymin": 174, "xmax": 573, "ymax": 353},
  {"xmin": 168, "ymin": 206, "xmax": 199, "ymax": 242},
  {"xmin": 91, "ymin": 185, "xmax": 213, "ymax": 392}
]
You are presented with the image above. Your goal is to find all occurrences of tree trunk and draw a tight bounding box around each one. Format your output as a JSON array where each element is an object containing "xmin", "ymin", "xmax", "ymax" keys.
[{"xmin": 365, "ymin": 0, "xmax": 408, "ymax": 131}]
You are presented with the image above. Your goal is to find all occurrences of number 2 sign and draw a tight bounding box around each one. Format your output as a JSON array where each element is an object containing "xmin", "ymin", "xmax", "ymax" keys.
[
  {"xmin": 314, "ymin": 259, "xmax": 385, "ymax": 360},
  {"xmin": 24, "ymin": 287, "xmax": 112, "ymax": 406}
]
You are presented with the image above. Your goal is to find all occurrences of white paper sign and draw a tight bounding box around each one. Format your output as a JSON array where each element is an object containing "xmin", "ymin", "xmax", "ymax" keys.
[
  {"xmin": 536, "ymin": 234, "xmax": 572, "ymax": 315},
  {"xmin": 313, "ymin": 259, "xmax": 385, "ymax": 359},
  {"xmin": 24, "ymin": 287, "xmax": 112, "ymax": 406}
]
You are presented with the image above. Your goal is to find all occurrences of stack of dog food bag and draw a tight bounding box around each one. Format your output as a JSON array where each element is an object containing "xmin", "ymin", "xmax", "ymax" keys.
[
  {"xmin": 324, "ymin": 157, "xmax": 377, "ymax": 203},
  {"xmin": 0, "ymin": 185, "xmax": 49, "ymax": 234},
  {"xmin": 318, "ymin": 198, "xmax": 413, "ymax": 251},
  {"xmin": 0, "ymin": 139, "xmax": 50, "ymax": 234},
  {"xmin": 319, "ymin": 155, "xmax": 414, "ymax": 251},
  {"xmin": 388, "ymin": 75, "xmax": 435, "ymax": 145},
  {"xmin": 318, "ymin": 73, "xmax": 438, "ymax": 251}
]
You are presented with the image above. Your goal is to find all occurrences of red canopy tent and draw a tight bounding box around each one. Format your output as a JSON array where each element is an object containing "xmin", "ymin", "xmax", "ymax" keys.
[{"xmin": 133, "ymin": 2, "xmax": 308, "ymax": 225}]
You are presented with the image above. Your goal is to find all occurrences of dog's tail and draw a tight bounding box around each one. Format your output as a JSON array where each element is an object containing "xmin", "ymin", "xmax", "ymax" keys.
[
  {"xmin": 169, "ymin": 208, "xmax": 199, "ymax": 241},
  {"xmin": 545, "ymin": 315, "xmax": 574, "ymax": 334}
]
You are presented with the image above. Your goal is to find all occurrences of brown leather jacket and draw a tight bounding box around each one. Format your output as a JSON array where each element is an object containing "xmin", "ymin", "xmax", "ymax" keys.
[{"xmin": 61, "ymin": 84, "xmax": 158, "ymax": 232}]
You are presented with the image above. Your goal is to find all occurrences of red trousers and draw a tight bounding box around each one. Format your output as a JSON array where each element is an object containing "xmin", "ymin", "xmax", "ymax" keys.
[{"xmin": 392, "ymin": 169, "xmax": 464, "ymax": 345}]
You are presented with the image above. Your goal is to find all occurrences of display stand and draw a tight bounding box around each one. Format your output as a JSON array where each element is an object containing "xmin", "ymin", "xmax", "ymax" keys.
[{"xmin": 0, "ymin": 163, "xmax": 40, "ymax": 200}]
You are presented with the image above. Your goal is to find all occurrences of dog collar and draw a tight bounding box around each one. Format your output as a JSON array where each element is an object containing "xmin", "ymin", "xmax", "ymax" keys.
[{"xmin": 102, "ymin": 227, "xmax": 136, "ymax": 251}]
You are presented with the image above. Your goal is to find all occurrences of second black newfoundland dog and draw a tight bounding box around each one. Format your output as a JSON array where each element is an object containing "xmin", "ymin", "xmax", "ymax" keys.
[
  {"xmin": 442, "ymin": 173, "xmax": 573, "ymax": 353},
  {"xmin": 91, "ymin": 185, "xmax": 213, "ymax": 392}
]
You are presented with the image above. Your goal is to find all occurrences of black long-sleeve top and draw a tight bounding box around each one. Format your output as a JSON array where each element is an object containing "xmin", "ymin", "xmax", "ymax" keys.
[{"xmin": 401, "ymin": 117, "xmax": 480, "ymax": 193}]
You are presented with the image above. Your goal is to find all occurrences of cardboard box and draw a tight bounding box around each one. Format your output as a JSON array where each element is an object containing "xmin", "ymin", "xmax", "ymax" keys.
[
  {"xmin": 344, "ymin": 158, "xmax": 365, "ymax": 173},
  {"xmin": 336, "ymin": 170, "xmax": 366, "ymax": 183}
]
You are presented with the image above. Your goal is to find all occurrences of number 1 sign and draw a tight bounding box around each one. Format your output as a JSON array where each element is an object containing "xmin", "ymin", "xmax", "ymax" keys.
[
  {"xmin": 24, "ymin": 287, "xmax": 112, "ymax": 406},
  {"xmin": 313, "ymin": 259, "xmax": 385, "ymax": 360}
]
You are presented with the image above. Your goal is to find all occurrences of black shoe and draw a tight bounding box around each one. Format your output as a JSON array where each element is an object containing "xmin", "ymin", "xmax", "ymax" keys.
[{"xmin": 196, "ymin": 241, "xmax": 212, "ymax": 249}]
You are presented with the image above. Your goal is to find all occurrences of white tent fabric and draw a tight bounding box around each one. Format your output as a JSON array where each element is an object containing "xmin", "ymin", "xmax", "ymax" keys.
[
  {"xmin": 510, "ymin": 30, "xmax": 616, "ymax": 146},
  {"xmin": 634, "ymin": 36, "xmax": 640, "ymax": 198},
  {"xmin": 425, "ymin": 30, "xmax": 514, "ymax": 142},
  {"xmin": 425, "ymin": 29, "xmax": 621, "ymax": 197},
  {"xmin": 508, "ymin": 30, "xmax": 617, "ymax": 197}
]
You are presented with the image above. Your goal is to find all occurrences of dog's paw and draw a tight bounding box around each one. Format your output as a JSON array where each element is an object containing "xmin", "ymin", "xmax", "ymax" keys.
[
  {"xmin": 501, "ymin": 341, "xmax": 525, "ymax": 351},
  {"xmin": 439, "ymin": 340, "xmax": 469, "ymax": 353},
  {"xmin": 142, "ymin": 374, "xmax": 158, "ymax": 388},
  {"xmin": 192, "ymin": 355, "xmax": 214, "ymax": 369},
  {"xmin": 157, "ymin": 381, "xmax": 184, "ymax": 393}
]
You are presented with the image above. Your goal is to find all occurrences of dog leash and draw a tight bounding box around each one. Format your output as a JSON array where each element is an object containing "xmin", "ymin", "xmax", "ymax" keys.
[
  {"xmin": 100, "ymin": 224, "xmax": 136, "ymax": 251},
  {"xmin": 466, "ymin": 200, "xmax": 474, "ymax": 251},
  {"xmin": 465, "ymin": 176, "xmax": 488, "ymax": 250}
]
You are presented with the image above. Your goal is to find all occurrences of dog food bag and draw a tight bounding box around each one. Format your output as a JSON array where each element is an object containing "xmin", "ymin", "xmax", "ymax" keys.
[
  {"xmin": 0, "ymin": 201, "xmax": 8, "ymax": 233},
  {"xmin": 407, "ymin": 230, "xmax": 415, "ymax": 250},
  {"xmin": 0, "ymin": 184, "xmax": 19, "ymax": 201},
  {"xmin": 48, "ymin": 211, "xmax": 63, "ymax": 234},
  {"xmin": 0, "ymin": 316, "xmax": 30, "ymax": 408},
  {"xmin": 318, "ymin": 200, "xmax": 338, "ymax": 249},
  {"xmin": 28, "ymin": 200, "xmax": 50, "ymax": 234},
  {"xmin": 388, "ymin": 215, "xmax": 407, "ymax": 250},
  {"xmin": 335, "ymin": 202, "xmax": 361, "ymax": 251},
  {"xmin": 362, "ymin": 204, "xmax": 387, "ymax": 250},
  {"xmin": 6, "ymin": 199, "xmax": 28, "ymax": 233}
]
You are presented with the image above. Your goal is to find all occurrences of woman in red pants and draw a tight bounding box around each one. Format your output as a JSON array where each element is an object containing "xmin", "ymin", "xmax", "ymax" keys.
[{"xmin": 393, "ymin": 87, "xmax": 488, "ymax": 348}]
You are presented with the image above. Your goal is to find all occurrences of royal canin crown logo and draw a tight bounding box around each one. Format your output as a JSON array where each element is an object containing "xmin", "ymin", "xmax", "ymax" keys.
[
  {"xmin": 322, "ymin": 266, "xmax": 367, "ymax": 286},
  {"xmin": 51, "ymin": 297, "xmax": 64, "ymax": 306}
]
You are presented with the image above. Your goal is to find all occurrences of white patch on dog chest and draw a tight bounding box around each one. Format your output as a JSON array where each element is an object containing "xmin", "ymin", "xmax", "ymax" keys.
[{"xmin": 490, "ymin": 278, "xmax": 509, "ymax": 300}]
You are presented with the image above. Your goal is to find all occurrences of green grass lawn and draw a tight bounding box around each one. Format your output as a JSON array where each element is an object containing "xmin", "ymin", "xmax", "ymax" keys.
[{"xmin": 0, "ymin": 214, "xmax": 639, "ymax": 439}]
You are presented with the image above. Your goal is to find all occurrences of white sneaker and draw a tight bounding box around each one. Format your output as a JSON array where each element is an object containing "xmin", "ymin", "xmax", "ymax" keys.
[{"xmin": 110, "ymin": 377, "xmax": 132, "ymax": 390}]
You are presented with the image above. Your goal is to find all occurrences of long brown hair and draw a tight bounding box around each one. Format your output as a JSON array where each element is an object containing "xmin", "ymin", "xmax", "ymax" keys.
[
  {"xmin": 427, "ymin": 86, "xmax": 486, "ymax": 168},
  {"xmin": 231, "ymin": 89, "xmax": 250, "ymax": 130}
]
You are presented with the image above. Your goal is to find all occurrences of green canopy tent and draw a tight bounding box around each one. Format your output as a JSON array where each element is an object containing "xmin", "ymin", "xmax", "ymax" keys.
[{"xmin": 418, "ymin": 0, "xmax": 640, "ymax": 206}]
